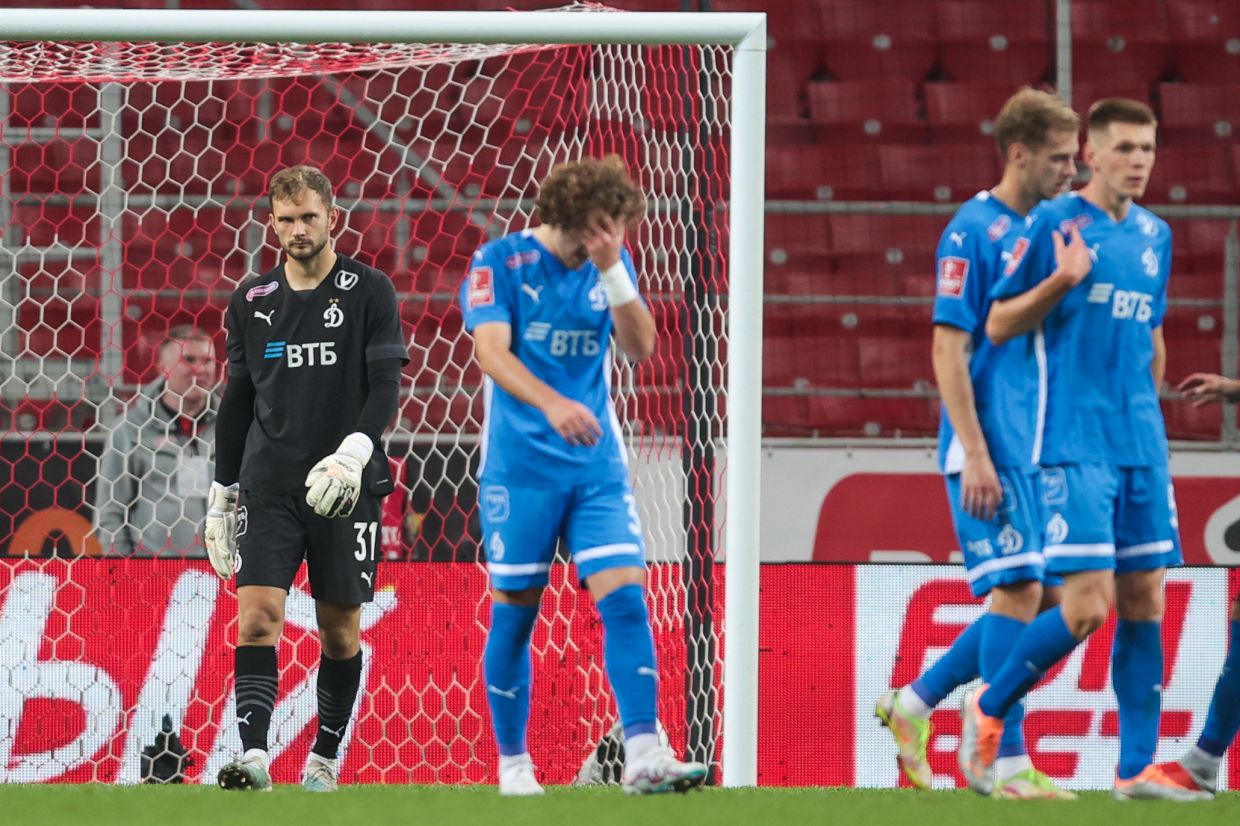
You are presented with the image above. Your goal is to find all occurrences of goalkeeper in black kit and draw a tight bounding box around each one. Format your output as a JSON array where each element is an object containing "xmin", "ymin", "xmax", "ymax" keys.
[{"xmin": 203, "ymin": 165, "xmax": 408, "ymax": 792}]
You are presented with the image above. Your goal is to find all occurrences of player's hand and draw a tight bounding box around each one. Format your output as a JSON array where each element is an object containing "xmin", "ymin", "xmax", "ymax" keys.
[
  {"xmin": 1178, "ymin": 372, "xmax": 1240, "ymax": 407},
  {"xmin": 961, "ymin": 451, "xmax": 1003, "ymax": 521},
  {"xmin": 305, "ymin": 432, "xmax": 373, "ymax": 519},
  {"xmin": 584, "ymin": 213, "xmax": 625, "ymax": 271},
  {"xmin": 543, "ymin": 396, "xmax": 603, "ymax": 446},
  {"xmin": 1052, "ymin": 225, "xmax": 1092, "ymax": 287},
  {"xmin": 204, "ymin": 481, "xmax": 239, "ymax": 580}
]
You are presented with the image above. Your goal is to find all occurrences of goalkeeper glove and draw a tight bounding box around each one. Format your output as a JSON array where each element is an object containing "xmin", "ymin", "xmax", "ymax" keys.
[
  {"xmin": 305, "ymin": 432, "xmax": 373, "ymax": 519},
  {"xmin": 204, "ymin": 482, "xmax": 239, "ymax": 580}
]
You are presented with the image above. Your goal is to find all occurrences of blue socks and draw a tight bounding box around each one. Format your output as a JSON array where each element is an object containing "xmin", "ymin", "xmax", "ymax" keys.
[
  {"xmin": 1112, "ymin": 619, "xmax": 1163, "ymax": 780},
  {"xmin": 597, "ymin": 584, "xmax": 659, "ymax": 737},
  {"xmin": 483, "ymin": 601, "xmax": 539, "ymax": 756},
  {"xmin": 910, "ymin": 614, "xmax": 984, "ymax": 707},
  {"xmin": 981, "ymin": 614, "xmax": 1029, "ymax": 758},
  {"xmin": 1198, "ymin": 619, "xmax": 1240, "ymax": 757},
  {"xmin": 980, "ymin": 606, "xmax": 1080, "ymax": 719}
]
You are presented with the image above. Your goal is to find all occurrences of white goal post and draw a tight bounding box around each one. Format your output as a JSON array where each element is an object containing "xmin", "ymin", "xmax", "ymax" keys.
[{"xmin": 0, "ymin": 7, "xmax": 765, "ymax": 787}]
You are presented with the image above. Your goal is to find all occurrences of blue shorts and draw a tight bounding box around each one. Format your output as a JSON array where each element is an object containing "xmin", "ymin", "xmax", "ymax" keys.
[
  {"xmin": 478, "ymin": 479, "xmax": 647, "ymax": 591},
  {"xmin": 947, "ymin": 469, "xmax": 1057, "ymax": 598},
  {"xmin": 1039, "ymin": 463, "xmax": 1182, "ymax": 576}
]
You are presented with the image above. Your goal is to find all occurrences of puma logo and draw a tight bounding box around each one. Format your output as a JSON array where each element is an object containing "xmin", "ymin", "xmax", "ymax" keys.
[
  {"xmin": 319, "ymin": 723, "xmax": 347, "ymax": 738},
  {"xmin": 238, "ymin": 711, "xmax": 254, "ymax": 726},
  {"xmin": 521, "ymin": 283, "xmax": 543, "ymax": 303},
  {"xmin": 949, "ymin": 231, "xmax": 967, "ymax": 247},
  {"xmin": 360, "ymin": 570, "xmax": 373, "ymax": 586},
  {"xmin": 487, "ymin": 685, "xmax": 519, "ymax": 699},
  {"xmin": 254, "ymin": 310, "xmax": 275, "ymax": 326},
  {"xmin": 637, "ymin": 666, "xmax": 659, "ymax": 680}
]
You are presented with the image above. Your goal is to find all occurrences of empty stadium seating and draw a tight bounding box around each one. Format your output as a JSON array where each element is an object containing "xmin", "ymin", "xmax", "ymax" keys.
[
  {"xmin": 1072, "ymin": 0, "xmax": 1173, "ymax": 86},
  {"xmin": 806, "ymin": 80, "xmax": 926, "ymax": 142},
  {"xmin": 1158, "ymin": 82, "xmax": 1240, "ymax": 143},
  {"xmin": 934, "ymin": 0, "xmax": 1052, "ymax": 86},
  {"xmin": 8, "ymin": 0, "xmax": 1240, "ymax": 443},
  {"xmin": 1167, "ymin": 0, "xmax": 1240, "ymax": 82}
]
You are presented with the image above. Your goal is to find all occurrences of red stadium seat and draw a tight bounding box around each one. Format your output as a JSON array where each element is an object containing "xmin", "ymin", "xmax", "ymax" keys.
[
  {"xmin": 1167, "ymin": 0, "xmax": 1240, "ymax": 82},
  {"xmin": 1144, "ymin": 144, "xmax": 1236, "ymax": 204},
  {"xmin": 767, "ymin": 42, "xmax": 828, "ymax": 121},
  {"xmin": 7, "ymin": 81, "xmax": 100, "ymax": 130},
  {"xmin": 122, "ymin": 208, "xmax": 253, "ymax": 291},
  {"xmin": 806, "ymin": 80, "xmax": 926, "ymax": 142},
  {"xmin": 924, "ymin": 82, "xmax": 1019, "ymax": 144},
  {"xmin": 1072, "ymin": 0, "xmax": 1173, "ymax": 86},
  {"xmin": 10, "ymin": 138, "xmax": 101, "ymax": 194},
  {"xmin": 16, "ymin": 290, "xmax": 103, "ymax": 361},
  {"xmin": 1162, "ymin": 307, "xmax": 1225, "ymax": 440},
  {"xmin": 1158, "ymin": 82, "xmax": 1240, "ymax": 143},
  {"xmin": 1070, "ymin": 81, "xmax": 1155, "ymax": 113},
  {"xmin": 934, "ymin": 0, "xmax": 1052, "ymax": 86},
  {"xmin": 880, "ymin": 144, "xmax": 999, "ymax": 202},
  {"xmin": 766, "ymin": 144, "xmax": 884, "ymax": 200},
  {"xmin": 815, "ymin": 0, "xmax": 938, "ymax": 81},
  {"xmin": 764, "ymin": 303, "xmax": 934, "ymax": 392},
  {"xmin": 764, "ymin": 395, "xmax": 939, "ymax": 438}
]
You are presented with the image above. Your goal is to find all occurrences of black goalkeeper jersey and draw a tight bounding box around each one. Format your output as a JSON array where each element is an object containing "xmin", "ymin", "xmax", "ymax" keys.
[{"xmin": 225, "ymin": 254, "xmax": 409, "ymax": 496}]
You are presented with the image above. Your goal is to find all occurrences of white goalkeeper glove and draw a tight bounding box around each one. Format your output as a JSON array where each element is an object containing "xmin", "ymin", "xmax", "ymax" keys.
[
  {"xmin": 204, "ymin": 482, "xmax": 239, "ymax": 580},
  {"xmin": 305, "ymin": 432, "xmax": 373, "ymax": 519}
]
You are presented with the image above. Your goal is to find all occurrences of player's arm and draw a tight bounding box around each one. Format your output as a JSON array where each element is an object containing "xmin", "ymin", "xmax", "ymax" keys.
[
  {"xmin": 472, "ymin": 321, "xmax": 603, "ymax": 446},
  {"xmin": 1179, "ymin": 372, "xmax": 1240, "ymax": 406},
  {"xmin": 305, "ymin": 278, "xmax": 409, "ymax": 519},
  {"xmin": 987, "ymin": 226, "xmax": 1092, "ymax": 345},
  {"xmin": 1151, "ymin": 326, "xmax": 1166, "ymax": 390},
  {"xmin": 204, "ymin": 297, "xmax": 254, "ymax": 579},
  {"xmin": 932, "ymin": 324, "xmax": 1001, "ymax": 520},
  {"xmin": 93, "ymin": 418, "xmax": 137, "ymax": 556},
  {"xmin": 588, "ymin": 215, "xmax": 655, "ymax": 362}
]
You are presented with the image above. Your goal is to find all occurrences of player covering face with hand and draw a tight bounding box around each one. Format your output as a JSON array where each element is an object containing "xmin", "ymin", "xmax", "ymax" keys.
[
  {"xmin": 460, "ymin": 155, "xmax": 707, "ymax": 796},
  {"xmin": 203, "ymin": 165, "xmax": 408, "ymax": 792}
]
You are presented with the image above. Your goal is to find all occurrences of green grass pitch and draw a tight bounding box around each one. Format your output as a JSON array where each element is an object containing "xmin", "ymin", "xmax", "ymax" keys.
[{"xmin": 3, "ymin": 785, "xmax": 1239, "ymax": 826}]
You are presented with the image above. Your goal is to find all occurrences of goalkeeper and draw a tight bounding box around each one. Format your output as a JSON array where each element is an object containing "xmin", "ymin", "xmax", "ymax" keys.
[{"xmin": 203, "ymin": 165, "xmax": 408, "ymax": 792}]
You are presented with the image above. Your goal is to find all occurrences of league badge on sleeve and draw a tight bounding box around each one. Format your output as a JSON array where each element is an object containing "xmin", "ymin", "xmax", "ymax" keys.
[
  {"xmin": 468, "ymin": 266, "xmax": 495, "ymax": 309},
  {"xmin": 937, "ymin": 256, "xmax": 969, "ymax": 298}
]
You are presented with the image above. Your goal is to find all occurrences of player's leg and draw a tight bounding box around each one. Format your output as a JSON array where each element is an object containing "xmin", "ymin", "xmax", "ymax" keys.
[
  {"xmin": 571, "ymin": 481, "xmax": 706, "ymax": 795},
  {"xmin": 878, "ymin": 475, "xmax": 984, "ymax": 789},
  {"xmin": 478, "ymin": 483, "xmax": 564, "ymax": 796},
  {"xmin": 960, "ymin": 464, "xmax": 1117, "ymax": 793},
  {"xmin": 1111, "ymin": 468, "xmax": 1208, "ymax": 800},
  {"xmin": 983, "ymin": 472, "xmax": 1075, "ymax": 799},
  {"xmin": 304, "ymin": 600, "xmax": 362, "ymax": 792},
  {"xmin": 301, "ymin": 494, "xmax": 383, "ymax": 791},
  {"xmin": 1161, "ymin": 592, "xmax": 1240, "ymax": 797},
  {"xmin": 219, "ymin": 492, "xmax": 305, "ymax": 791}
]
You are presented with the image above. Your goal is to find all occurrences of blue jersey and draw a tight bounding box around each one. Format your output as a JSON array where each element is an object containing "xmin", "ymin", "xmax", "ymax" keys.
[
  {"xmin": 459, "ymin": 229, "xmax": 641, "ymax": 486},
  {"xmin": 932, "ymin": 191, "xmax": 1041, "ymax": 474},
  {"xmin": 990, "ymin": 192, "xmax": 1171, "ymax": 467}
]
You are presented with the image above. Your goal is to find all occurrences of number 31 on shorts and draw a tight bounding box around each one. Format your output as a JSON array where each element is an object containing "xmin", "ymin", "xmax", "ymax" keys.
[{"xmin": 354, "ymin": 521, "xmax": 378, "ymax": 561}]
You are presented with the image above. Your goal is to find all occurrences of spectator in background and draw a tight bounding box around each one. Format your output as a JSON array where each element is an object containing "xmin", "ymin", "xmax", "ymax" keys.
[{"xmin": 94, "ymin": 325, "xmax": 218, "ymax": 557}]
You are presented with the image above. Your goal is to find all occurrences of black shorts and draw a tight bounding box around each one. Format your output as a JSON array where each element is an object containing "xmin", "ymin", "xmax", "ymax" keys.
[{"xmin": 235, "ymin": 489, "xmax": 382, "ymax": 604}]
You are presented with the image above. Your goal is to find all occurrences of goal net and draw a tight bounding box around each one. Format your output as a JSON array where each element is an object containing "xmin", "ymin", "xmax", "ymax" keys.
[{"xmin": 0, "ymin": 4, "xmax": 748, "ymax": 785}]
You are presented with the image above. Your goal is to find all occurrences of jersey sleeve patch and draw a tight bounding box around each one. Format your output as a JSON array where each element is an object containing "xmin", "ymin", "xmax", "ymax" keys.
[
  {"xmin": 467, "ymin": 265, "xmax": 495, "ymax": 309},
  {"xmin": 937, "ymin": 256, "xmax": 969, "ymax": 297}
]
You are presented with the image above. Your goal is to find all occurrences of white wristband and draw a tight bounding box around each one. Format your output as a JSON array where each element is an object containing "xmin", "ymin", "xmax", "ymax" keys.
[
  {"xmin": 598, "ymin": 260, "xmax": 639, "ymax": 307},
  {"xmin": 338, "ymin": 432, "xmax": 374, "ymax": 464}
]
